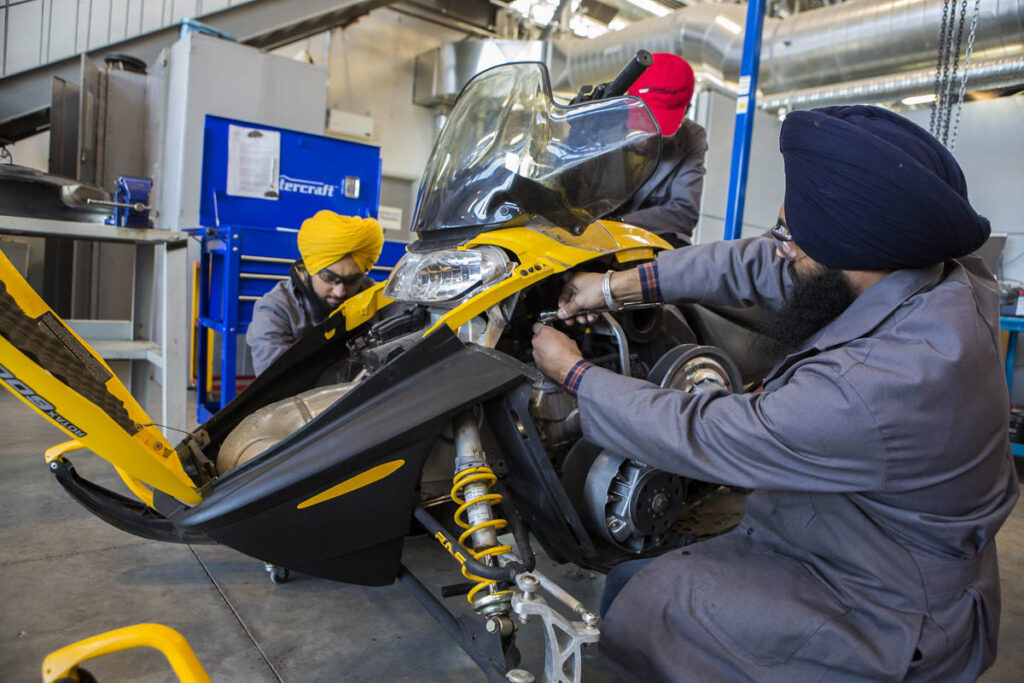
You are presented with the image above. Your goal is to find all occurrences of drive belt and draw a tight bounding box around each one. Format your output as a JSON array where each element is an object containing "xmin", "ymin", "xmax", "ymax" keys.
[{"xmin": 0, "ymin": 280, "xmax": 141, "ymax": 436}]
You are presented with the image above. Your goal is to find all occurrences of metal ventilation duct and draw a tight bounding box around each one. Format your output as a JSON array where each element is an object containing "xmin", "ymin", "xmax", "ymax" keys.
[
  {"xmin": 414, "ymin": 40, "xmax": 564, "ymax": 107},
  {"xmin": 414, "ymin": 0, "xmax": 1024, "ymax": 109},
  {"xmin": 761, "ymin": 55, "xmax": 1024, "ymax": 110}
]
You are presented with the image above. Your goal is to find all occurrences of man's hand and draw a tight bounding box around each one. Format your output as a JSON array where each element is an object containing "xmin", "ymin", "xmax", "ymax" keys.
[
  {"xmin": 532, "ymin": 323, "xmax": 584, "ymax": 382},
  {"xmin": 557, "ymin": 272, "xmax": 604, "ymax": 324},
  {"xmin": 557, "ymin": 269, "xmax": 645, "ymax": 324}
]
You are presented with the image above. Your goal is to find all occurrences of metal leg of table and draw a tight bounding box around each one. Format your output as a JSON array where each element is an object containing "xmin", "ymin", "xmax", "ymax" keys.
[
  {"xmin": 162, "ymin": 241, "xmax": 188, "ymax": 435},
  {"xmin": 131, "ymin": 244, "xmax": 155, "ymax": 414}
]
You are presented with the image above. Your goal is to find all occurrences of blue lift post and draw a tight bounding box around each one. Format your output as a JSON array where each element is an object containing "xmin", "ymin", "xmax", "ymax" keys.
[{"xmin": 723, "ymin": 0, "xmax": 768, "ymax": 241}]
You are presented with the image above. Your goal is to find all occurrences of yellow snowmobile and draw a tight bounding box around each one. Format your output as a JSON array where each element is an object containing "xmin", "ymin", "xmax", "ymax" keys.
[{"xmin": 2, "ymin": 56, "xmax": 768, "ymax": 681}]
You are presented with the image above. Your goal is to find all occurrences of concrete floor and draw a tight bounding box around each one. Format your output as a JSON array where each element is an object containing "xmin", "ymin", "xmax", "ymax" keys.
[{"xmin": 1, "ymin": 388, "xmax": 1022, "ymax": 682}]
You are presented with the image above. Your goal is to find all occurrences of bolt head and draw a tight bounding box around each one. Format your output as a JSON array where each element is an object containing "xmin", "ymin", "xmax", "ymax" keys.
[{"xmin": 516, "ymin": 574, "xmax": 539, "ymax": 591}]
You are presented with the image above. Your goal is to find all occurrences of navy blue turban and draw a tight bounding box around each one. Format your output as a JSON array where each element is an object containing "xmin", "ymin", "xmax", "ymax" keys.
[{"xmin": 780, "ymin": 105, "xmax": 989, "ymax": 270}]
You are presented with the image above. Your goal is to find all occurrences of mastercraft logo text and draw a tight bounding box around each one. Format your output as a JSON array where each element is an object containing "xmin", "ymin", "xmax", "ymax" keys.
[{"xmin": 278, "ymin": 174, "xmax": 337, "ymax": 197}]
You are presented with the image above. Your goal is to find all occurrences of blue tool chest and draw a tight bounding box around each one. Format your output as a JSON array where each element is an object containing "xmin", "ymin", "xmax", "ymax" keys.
[{"xmin": 192, "ymin": 115, "xmax": 404, "ymax": 421}]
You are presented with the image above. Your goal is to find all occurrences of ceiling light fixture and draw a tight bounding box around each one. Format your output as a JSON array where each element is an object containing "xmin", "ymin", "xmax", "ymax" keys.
[
  {"xmin": 900, "ymin": 94, "xmax": 937, "ymax": 106},
  {"xmin": 571, "ymin": 15, "xmax": 610, "ymax": 38},
  {"xmin": 620, "ymin": 0, "xmax": 672, "ymax": 18}
]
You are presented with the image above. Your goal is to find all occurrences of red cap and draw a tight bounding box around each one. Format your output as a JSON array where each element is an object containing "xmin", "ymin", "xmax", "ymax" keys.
[{"xmin": 627, "ymin": 53, "xmax": 695, "ymax": 137}]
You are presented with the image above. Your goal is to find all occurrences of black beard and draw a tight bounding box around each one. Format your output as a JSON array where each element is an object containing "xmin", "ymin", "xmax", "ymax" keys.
[{"xmin": 757, "ymin": 265, "xmax": 857, "ymax": 358}]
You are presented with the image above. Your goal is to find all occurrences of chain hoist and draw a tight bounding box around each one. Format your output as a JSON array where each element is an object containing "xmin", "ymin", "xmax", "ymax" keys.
[
  {"xmin": 930, "ymin": 0, "xmax": 953, "ymax": 134},
  {"xmin": 930, "ymin": 0, "xmax": 980, "ymax": 150},
  {"xmin": 940, "ymin": 0, "xmax": 970, "ymax": 145},
  {"xmin": 950, "ymin": 0, "xmax": 982, "ymax": 152}
]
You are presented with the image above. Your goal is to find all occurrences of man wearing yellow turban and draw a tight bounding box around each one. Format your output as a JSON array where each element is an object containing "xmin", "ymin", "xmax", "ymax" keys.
[{"xmin": 246, "ymin": 210, "xmax": 384, "ymax": 375}]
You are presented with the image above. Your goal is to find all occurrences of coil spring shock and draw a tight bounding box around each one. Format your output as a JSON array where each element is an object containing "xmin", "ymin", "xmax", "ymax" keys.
[{"xmin": 451, "ymin": 466, "xmax": 514, "ymax": 605}]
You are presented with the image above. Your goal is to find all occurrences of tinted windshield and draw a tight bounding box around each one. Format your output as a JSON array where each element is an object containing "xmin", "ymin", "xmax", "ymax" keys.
[{"xmin": 412, "ymin": 62, "xmax": 661, "ymax": 235}]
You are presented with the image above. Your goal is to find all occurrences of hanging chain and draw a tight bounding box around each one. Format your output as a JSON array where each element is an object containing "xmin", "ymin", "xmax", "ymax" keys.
[
  {"xmin": 949, "ymin": 0, "xmax": 982, "ymax": 152},
  {"xmin": 940, "ymin": 0, "xmax": 970, "ymax": 145},
  {"xmin": 930, "ymin": 0, "xmax": 953, "ymax": 135}
]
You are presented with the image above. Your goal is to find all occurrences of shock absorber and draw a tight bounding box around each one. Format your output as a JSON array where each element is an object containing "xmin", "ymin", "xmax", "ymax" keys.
[{"xmin": 450, "ymin": 411, "xmax": 514, "ymax": 616}]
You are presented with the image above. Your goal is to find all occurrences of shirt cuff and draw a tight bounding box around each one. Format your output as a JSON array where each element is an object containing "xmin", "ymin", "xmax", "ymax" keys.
[
  {"xmin": 562, "ymin": 360, "xmax": 595, "ymax": 397},
  {"xmin": 637, "ymin": 261, "xmax": 663, "ymax": 303}
]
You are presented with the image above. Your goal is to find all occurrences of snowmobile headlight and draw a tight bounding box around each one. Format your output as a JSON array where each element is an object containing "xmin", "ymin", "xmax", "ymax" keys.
[{"xmin": 383, "ymin": 246, "xmax": 514, "ymax": 305}]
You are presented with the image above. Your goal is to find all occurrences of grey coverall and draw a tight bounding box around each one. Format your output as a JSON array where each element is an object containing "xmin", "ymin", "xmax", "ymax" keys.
[
  {"xmin": 246, "ymin": 276, "xmax": 374, "ymax": 375},
  {"xmin": 578, "ymin": 238, "xmax": 1019, "ymax": 681},
  {"xmin": 615, "ymin": 118, "xmax": 707, "ymax": 247}
]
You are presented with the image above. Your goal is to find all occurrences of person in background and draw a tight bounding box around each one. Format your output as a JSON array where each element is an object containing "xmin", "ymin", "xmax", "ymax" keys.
[
  {"xmin": 613, "ymin": 52, "xmax": 707, "ymax": 248},
  {"xmin": 532, "ymin": 105, "xmax": 1018, "ymax": 680},
  {"xmin": 246, "ymin": 210, "xmax": 383, "ymax": 375}
]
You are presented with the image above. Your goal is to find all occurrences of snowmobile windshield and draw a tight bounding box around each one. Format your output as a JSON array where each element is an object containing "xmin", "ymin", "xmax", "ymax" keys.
[{"xmin": 411, "ymin": 62, "xmax": 661, "ymax": 236}]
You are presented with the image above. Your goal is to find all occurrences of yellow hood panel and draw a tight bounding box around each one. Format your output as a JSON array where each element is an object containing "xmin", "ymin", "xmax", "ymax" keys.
[
  {"xmin": 336, "ymin": 221, "xmax": 669, "ymax": 335},
  {"xmin": 0, "ymin": 250, "xmax": 202, "ymax": 505},
  {"xmin": 426, "ymin": 220, "xmax": 671, "ymax": 335}
]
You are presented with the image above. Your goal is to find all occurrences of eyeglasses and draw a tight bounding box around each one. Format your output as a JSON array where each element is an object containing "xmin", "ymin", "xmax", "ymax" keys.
[
  {"xmin": 317, "ymin": 269, "xmax": 364, "ymax": 287},
  {"xmin": 770, "ymin": 220, "xmax": 792, "ymax": 242},
  {"xmin": 770, "ymin": 219, "xmax": 798, "ymax": 261}
]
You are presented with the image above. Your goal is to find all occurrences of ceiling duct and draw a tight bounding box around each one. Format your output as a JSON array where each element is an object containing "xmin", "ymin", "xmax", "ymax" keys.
[
  {"xmin": 414, "ymin": 0, "xmax": 1024, "ymax": 109},
  {"xmin": 762, "ymin": 55, "xmax": 1024, "ymax": 110},
  {"xmin": 414, "ymin": 40, "xmax": 565, "ymax": 107}
]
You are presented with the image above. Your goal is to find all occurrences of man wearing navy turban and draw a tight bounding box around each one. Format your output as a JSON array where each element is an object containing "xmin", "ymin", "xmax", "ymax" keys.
[{"xmin": 532, "ymin": 105, "xmax": 1018, "ymax": 680}]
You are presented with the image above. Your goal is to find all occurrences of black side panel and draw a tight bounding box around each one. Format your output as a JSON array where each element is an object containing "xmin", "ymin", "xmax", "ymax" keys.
[
  {"xmin": 194, "ymin": 441, "xmax": 429, "ymax": 585},
  {"xmin": 173, "ymin": 329, "xmax": 532, "ymax": 585},
  {"xmin": 299, "ymin": 539, "xmax": 404, "ymax": 586},
  {"xmin": 486, "ymin": 383, "xmax": 598, "ymax": 568}
]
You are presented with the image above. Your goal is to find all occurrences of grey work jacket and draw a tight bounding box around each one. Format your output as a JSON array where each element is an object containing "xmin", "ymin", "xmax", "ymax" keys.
[
  {"xmin": 246, "ymin": 277, "xmax": 374, "ymax": 375},
  {"xmin": 615, "ymin": 119, "xmax": 707, "ymax": 246},
  {"xmin": 580, "ymin": 238, "xmax": 1019, "ymax": 681}
]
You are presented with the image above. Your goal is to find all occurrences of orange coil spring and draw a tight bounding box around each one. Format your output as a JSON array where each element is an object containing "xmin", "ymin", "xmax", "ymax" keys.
[{"xmin": 451, "ymin": 466, "xmax": 514, "ymax": 605}]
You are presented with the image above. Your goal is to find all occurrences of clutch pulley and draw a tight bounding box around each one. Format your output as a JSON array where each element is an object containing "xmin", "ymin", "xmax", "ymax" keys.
[
  {"xmin": 566, "ymin": 344, "xmax": 743, "ymax": 555},
  {"xmin": 646, "ymin": 343, "xmax": 743, "ymax": 394}
]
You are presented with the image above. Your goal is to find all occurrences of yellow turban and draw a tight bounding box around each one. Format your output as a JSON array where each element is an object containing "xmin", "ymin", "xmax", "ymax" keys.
[{"xmin": 297, "ymin": 211, "xmax": 384, "ymax": 275}]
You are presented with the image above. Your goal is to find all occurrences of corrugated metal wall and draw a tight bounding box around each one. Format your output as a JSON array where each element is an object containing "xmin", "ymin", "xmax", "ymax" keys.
[{"xmin": 0, "ymin": 0, "xmax": 254, "ymax": 78}]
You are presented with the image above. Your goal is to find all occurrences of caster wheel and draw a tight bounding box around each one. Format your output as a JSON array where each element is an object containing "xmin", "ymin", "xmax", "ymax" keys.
[{"xmin": 268, "ymin": 566, "xmax": 291, "ymax": 585}]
